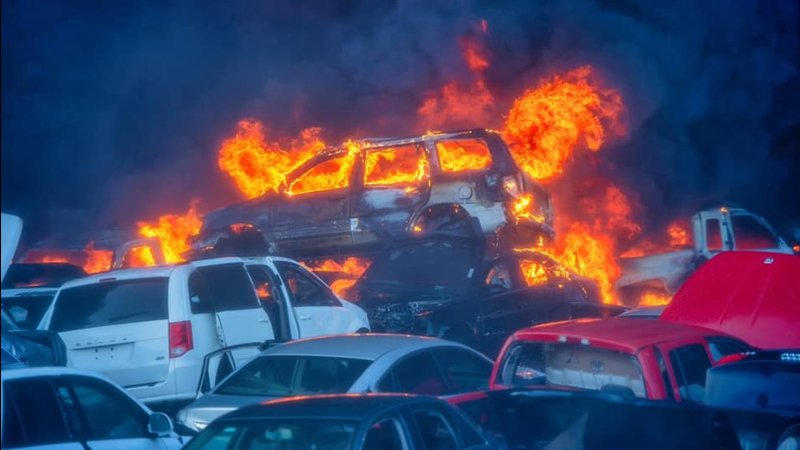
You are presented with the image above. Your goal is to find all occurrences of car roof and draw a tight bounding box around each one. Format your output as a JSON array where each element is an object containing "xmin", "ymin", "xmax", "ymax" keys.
[
  {"xmin": 57, "ymin": 256, "xmax": 249, "ymax": 288},
  {"xmin": 1, "ymin": 366, "xmax": 115, "ymax": 381},
  {"xmin": 221, "ymin": 393, "xmax": 438, "ymax": 422},
  {"xmin": 513, "ymin": 317, "xmax": 733, "ymax": 353},
  {"xmin": 262, "ymin": 333, "xmax": 467, "ymax": 360}
]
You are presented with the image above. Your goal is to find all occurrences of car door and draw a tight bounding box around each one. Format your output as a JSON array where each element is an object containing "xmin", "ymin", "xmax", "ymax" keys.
[
  {"xmin": 407, "ymin": 405, "xmax": 461, "ymax": 450},
  {"xmin": 44, "ymin": 277, "xmax": 171, "ymax": 390},
  {"xmin": 271, "ymin": 152, "xmax": 354, "ymax": 253},
  {"xmin": 190, "ymin": 262, "xmax": 274, "ymax": 365},
  {"xmin": 55, "ymin": 375, "xmax": 179, "ymax": 450},
  {"xmin": 245, "ymin": 263, "xmax": 300, "ymax": 341},
  {"xmin": 478, "ymin": 259, "xmax": 532, "ymax": 345},
  {"xmin": 361, "ymin": 415, "xmax": 413, "ymax": 450},
  {"xmin": 660, "ymin": 341, "xmax": 713, "ymax": 403},
  {"xmin": 273, "ymin": 261, "xmax": 347, "ymax": 338},
  {"xmin": 351, "ymin": 143, "xmax": 430, "ymax": 245},
  {"xmin": 2, "ymin": 377, "xmax": 84, "ymax": 449}
]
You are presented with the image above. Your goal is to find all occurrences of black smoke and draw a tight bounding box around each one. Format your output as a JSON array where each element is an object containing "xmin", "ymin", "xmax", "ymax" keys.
[{"xmin": 3, "ymin": 0, "xmax": 799, "ymax": 243}]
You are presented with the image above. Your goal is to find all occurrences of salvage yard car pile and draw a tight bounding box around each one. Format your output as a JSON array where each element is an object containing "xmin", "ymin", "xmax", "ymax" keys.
[{"xmin": 3, "ymin": 143, "xmax": 800, "ymax": 450}]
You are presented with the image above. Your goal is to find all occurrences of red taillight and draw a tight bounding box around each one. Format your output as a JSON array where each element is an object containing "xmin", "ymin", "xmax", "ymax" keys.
[{"xmin": 169, "ymin": 321, "xmax": 193, "ymax": 358}]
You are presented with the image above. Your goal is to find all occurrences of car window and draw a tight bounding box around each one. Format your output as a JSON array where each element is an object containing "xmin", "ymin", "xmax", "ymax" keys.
[
  {"xmin": 485, "ymin": 261, "xmax": 515, "ymax": 293},
  {"xmin": 364, "ymin": 144, "xmax": 428, "ymax": 186},
  {"xmin": 63, "ymin": 376, "xmax": 148, "ymax": 440},
  {"xmin": 500, "ymin": 342, "xmax": 647, "ymax": 398},
  {"xmin": 731, "ymin": 214, "xmax": 779, "ymax": 250},
  {"xmin": 439, "ymin": 405, "xmax": 487, "ymax": 448},
  {"xmin": 2, "ymin": 378, "xmax": 74, "ymax": 447},
  {"xmin": 669, "ymin": 344, "xmax": 711, "ymax": 403},
  {"xmin": 380, "ymin": 352, "xmax": 448, "ymax": 395},
  {"xmin": 184, "ymin": 419, "xmax": 358, "ymax": 450},
  {"xmin": 434, "ymin": 349, "xmax": 492, "ymax": 393},
  {"xmin": 246, "ymin": 266, "xmax": 282, "ymax": 305},
  {"xmin": 654, "ymin": 347, "xmax": 675, "ymax": 401},
  {"xmin": 705, "ymin": 219, "xmax": 722, "ymax": 251},
  {"xmin": 288, "ymin": 152, "xmax": 354, "ymax": 195},
  {"xmin": 518, "ymin": 258, "xmax": 552, "ymax": 286},
  {"xmin": 2, "ymin": 263, "xmax": 86, "ymax": 289},
  {"xmin": 275, "ymin": 262, "xmax": 340, "ymax": 307},
  {"xmin": 189, "ymin": 271, "xmax": 215, "ymax": 314},
  {"xmin": 363, "ymin": 417, "xmax": 407, "ymax": 450},
  {"xmin": 707, "ymin": 338, "xmax": 750, "ymax": 363},
  {"xmin": 435, "ymin": 139, "xmax": 492, "ymax": 173},
  {"xmin": 216, "ymin": 355, "xmax": 370, "ymax": 397},
  {"xmin": 411, "ymin": 409, "xmax": 458, "ymax": 450},
  {"xmin": 1, "ymin": 294, "xmax": 54, "ymax": 329},
  {"xmin": 195, "ymin": 264, "xmax": 261, "ymax": 312},
  {"xmin": 50, "ymin": 278, "xmax": 168, "ymax": 332}
]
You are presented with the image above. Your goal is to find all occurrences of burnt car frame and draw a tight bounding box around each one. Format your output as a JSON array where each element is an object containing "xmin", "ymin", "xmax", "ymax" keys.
[
  {"xmin": 351, "ymin": 236, "xmax": 625, "ymax": 358},
  {"xmin": 194, "ymin": 129, "xmax": 553, "ymax": 259}
]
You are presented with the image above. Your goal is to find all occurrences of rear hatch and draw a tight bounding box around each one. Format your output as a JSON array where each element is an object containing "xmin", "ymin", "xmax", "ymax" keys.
[
  {"xmin": 660, "ymin": 251, "xmax": 800, "ymax": 349},
  {"xmin": 47, "ymin": 277, "xmax": 171, "ymax": 388}
]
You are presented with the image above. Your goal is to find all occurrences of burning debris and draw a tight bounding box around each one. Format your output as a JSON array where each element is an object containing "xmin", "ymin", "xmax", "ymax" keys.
[{"xmin": 137, "ymin": 202, "xmax": 203, "ymax": 263}]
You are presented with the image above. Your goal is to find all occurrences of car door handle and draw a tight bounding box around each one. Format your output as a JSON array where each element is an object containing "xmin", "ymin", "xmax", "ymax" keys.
[
  {"xmin": 298, "ymin": 315, "xmax": 311, "ymax": 320},
  {"xmin": 258, "ymin": 318, "xmax": 268, "ymax": 323}
]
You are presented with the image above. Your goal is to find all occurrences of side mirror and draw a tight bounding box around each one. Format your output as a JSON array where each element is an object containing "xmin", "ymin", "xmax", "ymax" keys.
[{"xmin": 148, "ymin": 412, "xmax": 173, "ymax": 437}]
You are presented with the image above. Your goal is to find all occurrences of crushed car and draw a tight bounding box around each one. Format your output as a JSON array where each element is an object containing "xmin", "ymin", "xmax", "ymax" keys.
[
  {"xmin": 193, "ymin": 129, "xmax": 554, "ymax": 260},
  {"xmin": 350, "ymin": 236, "xmax": 624, "ymax": 357}
]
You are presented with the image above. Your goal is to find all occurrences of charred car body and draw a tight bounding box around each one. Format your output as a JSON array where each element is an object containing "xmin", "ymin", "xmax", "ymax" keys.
[
  {"xmin": 350, "ymin": 237, "xmax": 624, "ymax": 357},
  {"xmin": 194, "ymin": 129, "xmax": 553, "ymax": 259}
]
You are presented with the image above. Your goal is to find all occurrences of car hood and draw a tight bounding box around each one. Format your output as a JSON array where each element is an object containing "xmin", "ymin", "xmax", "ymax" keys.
[
  {"xmin": 661, "ymin": 251, "xmax": 800, "ymax": 349},
  {"xmin": 178, "ymin": 393, "xmax": 279, "ymax": 432}
]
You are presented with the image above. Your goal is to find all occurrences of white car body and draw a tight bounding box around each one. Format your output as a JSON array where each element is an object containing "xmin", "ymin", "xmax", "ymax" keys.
[
  {"xmin": 38, "ymin": 256, "xmax": 369, "ymax": 406},
  {"xmin": 176, "ymin": 334, "xmax": 491, "ymax": 432},
  {"xmin": 1, "ymin": 367, "xmax": 182, "ymax": 449}
]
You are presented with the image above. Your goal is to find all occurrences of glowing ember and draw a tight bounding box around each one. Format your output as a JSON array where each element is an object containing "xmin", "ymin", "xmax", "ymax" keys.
[
  {"xmin": 83, "ymin": 242, "xmax": 113, "ymax": 274},
  {"xmin": 288, "ymin": 141, "xmax": 360, "ymax": 195},
  {"xmin": 218, "ymin": 119, "xmax": 326, "ymax": 198},
  {"xmin": 124, "ymin": 246, "xmax": 157, "ymax": 268},
  {"xmin": 638, "ymin": 292, "xmax": 672, "ymax": 307},
  {"xmin": 301, "ymin": 257, "xmax": 371, "ymax": 297},
  {"xmin": 502, "ymin": 66, "xmax": 625, "ymax": 181},
  {"xmin": 436, "ymin": 139, "xmax": 493, "ymax": 173},
  {"xmin": 138, "ymin": 203, "xmax": 203, "ymax": 263}
]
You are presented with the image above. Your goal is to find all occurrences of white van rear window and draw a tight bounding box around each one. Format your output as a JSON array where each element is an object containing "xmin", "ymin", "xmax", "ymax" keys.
[{"xmin": 50, "ymin": 278, "xmax": 168, "ymax": 332}]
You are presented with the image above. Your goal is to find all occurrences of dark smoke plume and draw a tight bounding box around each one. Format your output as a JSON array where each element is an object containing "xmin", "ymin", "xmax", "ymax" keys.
[{"xmin": 2, "ymin": 0, "xmax": 799, "ymax": 243}]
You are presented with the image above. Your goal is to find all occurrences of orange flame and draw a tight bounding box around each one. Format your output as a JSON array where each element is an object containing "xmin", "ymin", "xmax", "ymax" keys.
[
  {"xmin": 301, "ymin": 257, "xmax": 371, "ymax": 297},
  {"xmin": 83, "ymin": 242, "xmax": 113, "ymax": 274},
  {"xmin": 288, "ymin": 141, "xmax": 360, "ymax": 195},
  {"xmin": 37, "ymin": 256, "xmax": 70, "ymax": 264},
  {"xmin": 502, "ymin": 66, "xmax": 625, "ymax": 180},
  {"xmin": 137, "ymin": 203, "xmax": 203, "ymax": 263},
  {"xmin": 417, "ymin": 22, "xmax": 495, "ymax": 129},
  {"xmin": 436, "ymin": 139, "xmax": 493, "ymax": 173},
  {"xmin": 638, "ymin": 292, "xmax": 671, "ymax": 307},
  {"xmin": 364, "ymin": 144, "xmax": 429, "ymax": 186},
  {"xmin": 124, "ymin": 245, "xmax": 157, "ymax": 268},
  {"xmin": 519, "ymin": 259, "xmax": 550, "ymax": 286},
  {"xmin": 667, "ymin": 220, "xmax": 691, "ymax": 248},
  {"xmin": 218, "ymin": 119, "xmax": 326, "ymax": 198}
]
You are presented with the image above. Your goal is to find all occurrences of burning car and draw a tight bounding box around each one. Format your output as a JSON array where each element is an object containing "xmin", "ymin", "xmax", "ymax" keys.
[
  {"xmin": 350, "ymin": 236, "xmax": 624, "ymax": 357},
  {"xmin": 194, "ymin": 129, "xmax": 553, "ymax": 259}
]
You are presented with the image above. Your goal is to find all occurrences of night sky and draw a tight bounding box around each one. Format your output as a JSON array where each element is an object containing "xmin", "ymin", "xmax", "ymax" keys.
[{"xmin": 3, "ymin": 0, "xmax": 799, "ymax": 243}]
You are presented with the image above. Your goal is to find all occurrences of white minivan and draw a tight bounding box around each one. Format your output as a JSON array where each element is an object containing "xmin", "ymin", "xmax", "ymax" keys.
[{"xmin": 38, "ymin": 257, "xmax": 275, "ymax": 407}]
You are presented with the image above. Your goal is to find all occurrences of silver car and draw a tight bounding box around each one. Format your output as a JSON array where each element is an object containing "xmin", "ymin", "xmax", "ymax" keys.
[{"xmin": 175, "ymin": 333, "xmax": 493, "ymax": 433}]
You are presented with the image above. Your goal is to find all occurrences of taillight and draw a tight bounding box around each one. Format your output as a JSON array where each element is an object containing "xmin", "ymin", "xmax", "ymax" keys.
[{"xmin": 169, "ymin": 321, "xmax": 193, "ymax": 358}]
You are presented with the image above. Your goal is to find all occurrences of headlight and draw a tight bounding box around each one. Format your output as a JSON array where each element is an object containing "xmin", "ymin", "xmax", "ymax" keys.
[{"xmin": 502, "ymin": 175, "xmax": 520, "ymax": 197}]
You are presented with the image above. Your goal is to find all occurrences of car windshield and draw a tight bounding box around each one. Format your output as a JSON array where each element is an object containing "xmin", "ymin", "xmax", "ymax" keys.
[
  {"xmin": 1, "ymin": 294, "xmax": 55, "ymax": 329},
  {"xmin": 50, "ymin": 278, "xmax": 169, "ymax": 332},
  {"xmin": 185, "ymin": 419, "xmax": 358, "ymax": 450},
  {"xmin": 215, "ymin": 355, "xmax": 372, "ymax": 397},
  {"xmin": 500, "ymin": 342, "xmax": 647, "ymax": 398},
  {"xmin": 359, "ymin": 241, "xmax": 479, "ymax": 290},
  {"xmin": 2, "ymin": 263, "xmax": 86, "ymax": 289}
]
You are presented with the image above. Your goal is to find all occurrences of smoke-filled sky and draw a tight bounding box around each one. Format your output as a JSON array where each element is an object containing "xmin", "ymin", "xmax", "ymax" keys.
[{"xmin": 3, "ymin": 0, "xmax": 799, "ymax": 242}]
